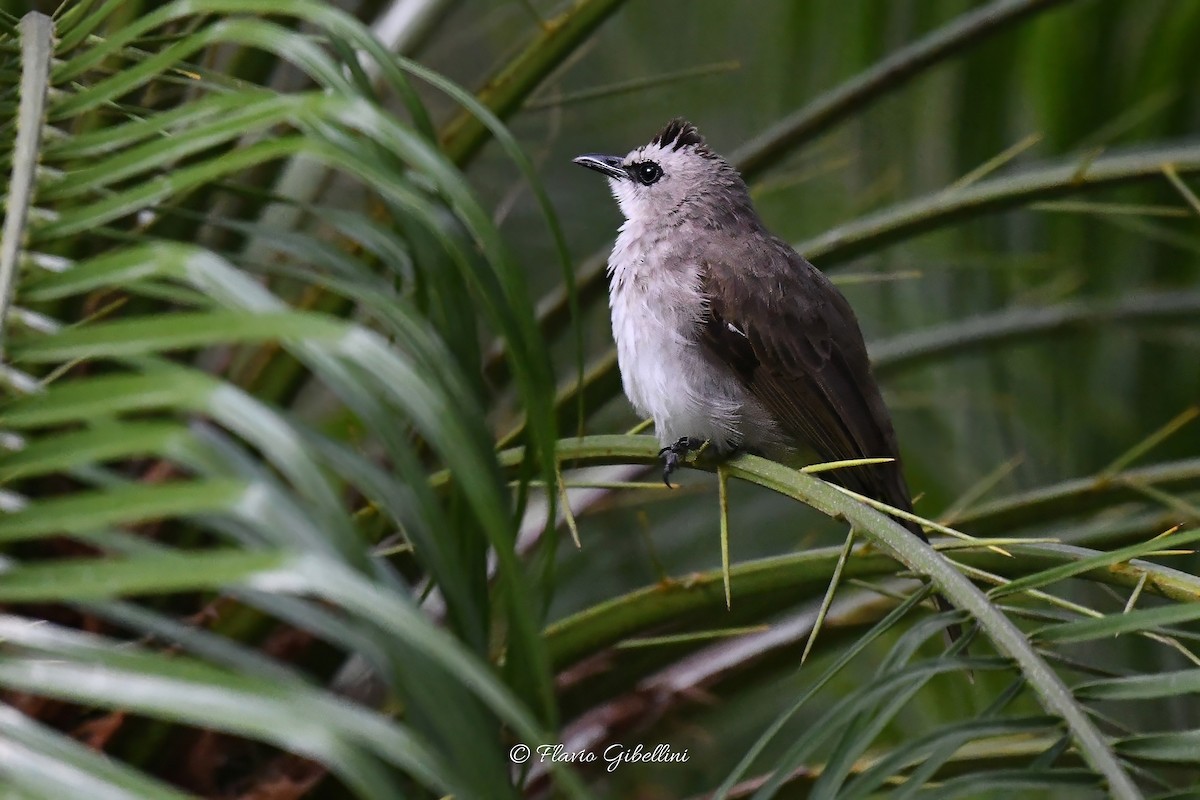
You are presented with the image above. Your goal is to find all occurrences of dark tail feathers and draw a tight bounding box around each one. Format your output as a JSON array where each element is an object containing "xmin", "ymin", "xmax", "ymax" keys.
[{"xmin": 900, "ymin": 517, "xmax": 964, "ymax": 646}]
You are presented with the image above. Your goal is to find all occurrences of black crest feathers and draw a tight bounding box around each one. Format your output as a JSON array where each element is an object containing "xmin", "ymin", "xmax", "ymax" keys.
[{"xmin": 652, "ymin": 118, "xmax": 707, "ymax": 152}]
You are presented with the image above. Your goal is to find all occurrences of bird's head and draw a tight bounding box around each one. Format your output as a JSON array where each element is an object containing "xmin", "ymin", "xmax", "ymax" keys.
[{"xmin": 573, "ymin": 118, "xmax": 747, "ymax": 224}]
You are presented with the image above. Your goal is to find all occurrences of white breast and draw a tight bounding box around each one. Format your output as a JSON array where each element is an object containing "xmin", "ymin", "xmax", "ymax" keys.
[{"xmin": 606, "ymin": 223, "xmax": 754, "ymax": 452}]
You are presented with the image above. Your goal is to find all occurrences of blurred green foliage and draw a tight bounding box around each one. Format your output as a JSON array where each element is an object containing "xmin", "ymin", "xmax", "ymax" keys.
[{"xmin": 1, "ymin": 0, "xmax": 1198, "ymax": 798}]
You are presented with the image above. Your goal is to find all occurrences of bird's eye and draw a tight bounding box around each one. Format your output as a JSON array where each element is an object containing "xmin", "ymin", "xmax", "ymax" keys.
[{"xmin": 632, "ymin": 161, "xmax": 663, "ymax": 186}]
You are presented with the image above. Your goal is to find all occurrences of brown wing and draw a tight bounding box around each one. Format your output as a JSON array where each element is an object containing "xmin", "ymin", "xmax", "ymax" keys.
[
  {"xmin": 699, "ymin": 237, "xmax": 968, "ymax": 638},
  {"xmin": 698, "ymin": 237, "xmax": 915, "ymax": 517}
]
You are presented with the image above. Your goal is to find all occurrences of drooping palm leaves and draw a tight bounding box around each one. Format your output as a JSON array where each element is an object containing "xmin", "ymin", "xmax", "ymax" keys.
[{"xmin": 2, "ymin": 0, "xmax": 1199, "ymax": 798}]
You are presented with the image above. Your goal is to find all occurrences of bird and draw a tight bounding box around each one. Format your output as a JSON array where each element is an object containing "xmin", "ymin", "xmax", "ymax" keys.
[{"xmin": 574, "ymin": 118, "xmax": 961, "ymax": 642}]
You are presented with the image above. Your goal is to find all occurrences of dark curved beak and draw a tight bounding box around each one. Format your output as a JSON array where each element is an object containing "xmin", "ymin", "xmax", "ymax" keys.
[{"xmin": 573, "ymin": 153, "xmax": 627, "ymax": 180}]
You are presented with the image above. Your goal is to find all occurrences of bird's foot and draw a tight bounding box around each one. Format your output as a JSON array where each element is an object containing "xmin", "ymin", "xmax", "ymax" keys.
[{"xmin": 658, "ymin": 436, "xmax": 706, "ymax": 488}]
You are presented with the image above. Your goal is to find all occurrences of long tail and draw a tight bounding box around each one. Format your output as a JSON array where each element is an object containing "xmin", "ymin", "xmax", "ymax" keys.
[
  {"xmin": 932, "ymin": 592, "xmax": 964, "ymax": 646},
  {"xmin": 828, "ymin": 461, "xmax": 966, "ymax": 647},
  {"xmin": 900, "ymin": 517, "xmax": 963, "ymax": 646}
]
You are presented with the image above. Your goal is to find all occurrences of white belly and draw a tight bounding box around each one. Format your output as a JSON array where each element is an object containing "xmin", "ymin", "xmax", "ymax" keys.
[{"xmin": 607, "ymin": 225, "xmax": 764, "ymax": 453}]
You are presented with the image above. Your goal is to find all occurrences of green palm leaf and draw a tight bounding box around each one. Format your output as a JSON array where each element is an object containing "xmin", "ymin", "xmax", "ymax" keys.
[{"xmin": 3, "ymin": 0, "xmax": 1199, "ymax": 797}]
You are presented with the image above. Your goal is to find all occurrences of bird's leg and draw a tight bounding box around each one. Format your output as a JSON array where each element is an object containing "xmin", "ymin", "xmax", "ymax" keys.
[{"xmin": 658, "ymin": 436, "xmax": 706, "ymax": 488}]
